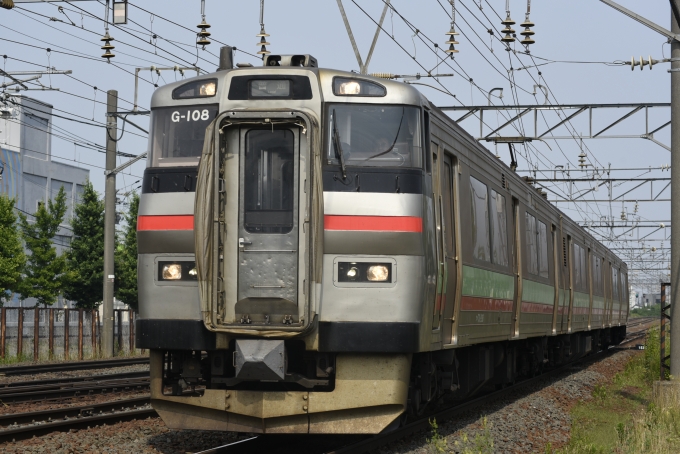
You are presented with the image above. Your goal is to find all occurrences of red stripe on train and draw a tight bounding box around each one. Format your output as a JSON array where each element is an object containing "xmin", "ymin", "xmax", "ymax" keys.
[
  {"xmin": 324, "ymin": 215, "xmax": 423, "ymax": 232},
  {"xmin": 137, "ymin": 215, "xmax": 194, "ymax": 231},
  {"xmin": 461, "ymin": 296, "xmax": 514, "ymax": 312},
  {"xmin": 521, "ymin": 301, "xmax": 554, "ymax": 314}
]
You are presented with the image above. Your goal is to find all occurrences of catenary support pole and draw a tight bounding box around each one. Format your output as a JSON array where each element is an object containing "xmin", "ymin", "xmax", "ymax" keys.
[
  {"xmin": 102, "ymin": 90, "xmax": 117, "ymax": 358},
  {"xmin": 672, "ymin": 9, "xmax": 680, "ymax": 380}
]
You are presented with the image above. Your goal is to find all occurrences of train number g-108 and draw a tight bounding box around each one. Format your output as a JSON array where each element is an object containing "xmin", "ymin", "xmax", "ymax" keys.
[{"xmin": 171, "ymin": 109, "xmax": 211, "ymax": 122}]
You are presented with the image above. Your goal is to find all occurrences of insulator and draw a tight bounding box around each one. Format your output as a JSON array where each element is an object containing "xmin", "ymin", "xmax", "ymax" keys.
[
  {"xmin": 501, "ymin": 29, "xmax": 515, "ymax": 43},
  {"xmin": 258, "ymin": 45, "xmax": 270, "ymax": 56},
  {"xmin": 0, "ymin": 0, "xmax": 15, "ymax": 10},
  {"xmin": 521, "ymin": 35, "xmax": 535, "ymax": 46},
  {"xmin": 197, "ymin": 19, "xmax": 211, "ymax": 30},
  {"xmin": 198, "ymin": 29, "xmax": 211, "ymax": 38},
  {"xmin": 102, "ymin": 49, "xmax": 115, "ymax": 61},
  {"xmin": 101, "ymin": 31, "xmax": 114, "ymax": 43},
  {"xmin": 520, "ymin": 19, "xmax": 534, "ymax": 29},
  {"xmin": 520, "ymin": 27, "xmax": 535, "ymax": 37},
  {"xmin": 256, "ymin": 25, "xmax": 270, "ymax": 38},
  {"xmin": 197, "ymin": 18, "xmax": 211, "ymax": 47},
  {"xmin": 258, "ymin": 36, "xmax": 270, "ymax": 46},
  {"xmin": 445, "ymin": 26, "xmax": 459, "ymax": 36},
  {"xmin": 101, "ymin": 42, "xmax": 115, "ymax": 51},
  {"xmin": 445, "ymin": 37, "xmax": 460, "ymax": 46},
  {"xmin": 370, "ymin": 73, "xmax": 396, "ymax": 79},
  {"xmin": 445, "ymin": 43, "xmax": 459, "ymax": 54},
  {"xmin": 501, "ymin": 13, "xmax": 515, "ymax": 26},
  {"xmin": 197, "ymin": 36, "xmax": 211, "ymax": 47}
]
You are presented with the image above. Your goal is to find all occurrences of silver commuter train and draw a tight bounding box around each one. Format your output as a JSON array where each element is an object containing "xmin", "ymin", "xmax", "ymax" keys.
[{"xmin": 136, "ymin": 51, "xmax": 628, "ymax": 434}]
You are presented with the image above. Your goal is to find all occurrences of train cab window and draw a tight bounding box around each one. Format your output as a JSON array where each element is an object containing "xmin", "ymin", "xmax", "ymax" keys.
[
  {"xmin": 243, "ymin": 129, "xmax": 295, "ymax": 234},
  {"xmin": 327, "ymin": 104, "xmax": 422, "ymax": 168},
  {"xmin": 149, "ymin": 104, "xmax": 218, "ymax": 167},
  {"xmin": 490, "ymin": 190, "xmax": 508, "ymax": 267},
  {"xmin": 470, "ymin": 176, "xmax": 490, "ymax": 261}
]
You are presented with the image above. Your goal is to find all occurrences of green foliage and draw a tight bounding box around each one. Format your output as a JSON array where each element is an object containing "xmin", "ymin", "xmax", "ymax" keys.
[
  {"xmin": 644, "ymin": 327, "xmax": 666, "ymax": 381},
  {"xmin": 630, "ymin": 305, "xmax": 661, "ymax": 318},
  {"xmin": 115, "ymin": 192, "xmax": 139, "ymax": 311},
  {"xmin": 0, "ymin": 195, "xmax": 26, "ymax": 306},
  {"xmin": 18, "ymin": 186, "xmax": 67, "ymax": 307},
  {"xmin": 427, "ymin": 418, "xmax": 448, "ymax": 453},
  {"xmin": 592, "ymin": 384, "xmax": 607, "ymax": 403},
  {"xmin": 63, "ymin": 181, "xmax": 105, "ymax": 309}
]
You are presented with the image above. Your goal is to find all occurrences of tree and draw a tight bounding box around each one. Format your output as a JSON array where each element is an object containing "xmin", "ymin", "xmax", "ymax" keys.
[
  {"xmin": 116, "ymin": 192, "xmax": 139, "ymax": 311},
  {"xmin": 0, "ymin": 195, "xmax": 26, "ymax": 306},
  {"xmin": 63, "ymin": 181, "xmax": 105, "ymax": 309},
  {"xmin": 19, "ymin": 186, "xmax": 68, "ymax": 307}
]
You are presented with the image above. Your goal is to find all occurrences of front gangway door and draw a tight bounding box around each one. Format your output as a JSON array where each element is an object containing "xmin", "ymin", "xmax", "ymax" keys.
[{"xmin": 236, "ymin": 128, "xmax": 300, "ymax": 325}]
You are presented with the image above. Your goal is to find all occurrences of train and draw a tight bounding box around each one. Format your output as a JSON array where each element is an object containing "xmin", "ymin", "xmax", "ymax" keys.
[{"xmin": 135, "ymin": 49, "xmax": 628, "ymax": 434}]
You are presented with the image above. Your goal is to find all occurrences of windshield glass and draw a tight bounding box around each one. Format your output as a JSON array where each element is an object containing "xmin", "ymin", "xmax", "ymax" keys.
[
  {"xmin": 149, "ymin": 104, "xmax": 218, "ymax": 167},
  {"xmin": 327, "ymin": 104, "xmax": 422, "ymax": 168}
]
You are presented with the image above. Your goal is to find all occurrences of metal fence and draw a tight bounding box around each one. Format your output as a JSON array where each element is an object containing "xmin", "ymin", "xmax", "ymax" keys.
[{"xmin": 0, "ymin": 308, "xmax": 136, "ymax": 361}]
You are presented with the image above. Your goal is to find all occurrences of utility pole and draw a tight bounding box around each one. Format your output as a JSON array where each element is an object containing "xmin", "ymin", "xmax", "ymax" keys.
[
  {"xmin": 671, "ymin": 6, "xmax": 680, "ymax": 381},
  {"xmin": 599, "ymin": 0, "xmax": 680, "ymax": 384},
  {"xmin": 102, "ymin": 90, "xmax": 117, "ymax": 358}
]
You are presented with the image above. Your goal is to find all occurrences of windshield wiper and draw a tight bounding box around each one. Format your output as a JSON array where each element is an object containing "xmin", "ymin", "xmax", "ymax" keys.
[
  {"xmin": 331, "ymin": 109, "xmax": 347, "ymax": 179},
  {"xmin": 363, "ymin": 107, "xmax": 405, "ymax": 162}
]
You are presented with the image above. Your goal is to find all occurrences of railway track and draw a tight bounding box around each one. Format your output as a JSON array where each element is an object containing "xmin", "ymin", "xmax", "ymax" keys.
[
  {"xmin": 0, "ymin": 375, "xmax": 149, "ymax": 404},
  {"xmin": 0, "ymin": 396, "xmax": 154, "ymax": 443},
  {"xmin": 0, "ymin": 357, "xmax": 149, "ymax": 377}
]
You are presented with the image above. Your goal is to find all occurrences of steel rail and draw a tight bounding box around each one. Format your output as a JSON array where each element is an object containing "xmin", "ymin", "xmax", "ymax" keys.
[
  {"xmin": 0, "ymin": 371, "xmax": 149, "ymax": 393},
  {"xmin": 0, "ymin": 357, "xmax": 149, "ymax": 376},
  {"xmin": 0, "ymin": 378, "xmax": 149, "ymax": 403},
  {"xmin": 0, "ymin": 407, "xmax": 156, "ymax": 444}
]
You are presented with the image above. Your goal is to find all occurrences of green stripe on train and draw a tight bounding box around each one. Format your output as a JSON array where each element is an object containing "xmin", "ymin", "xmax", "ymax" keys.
[
  {"xmin": 593, "ymin": 295, "xmax": 605, "ymax": 309},
  {"xmin": 522, "ymin": 279, "xmax": 554, "ymax": 305},
  {"xmin": 462, "ymin": 266, "xmax": 515, "ymax": 300},
  {"xmin": 574, "ymin": 291, "xmax": 590, "ymax": 308}
]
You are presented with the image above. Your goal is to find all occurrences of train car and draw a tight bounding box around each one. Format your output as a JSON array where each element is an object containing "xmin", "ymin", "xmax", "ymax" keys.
[{"xmin": 135, "ymin": 49, "xmax": 628, "ymax": 434}]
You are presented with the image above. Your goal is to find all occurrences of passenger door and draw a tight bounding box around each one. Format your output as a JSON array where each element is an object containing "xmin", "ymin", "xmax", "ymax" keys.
[
  {"xmin": 236, "ymin": 127, "xmax": 300, "ymax": 324},
  {"xmin": 441, "ymin": 153, "xmax": 458, "ymax": 343}
]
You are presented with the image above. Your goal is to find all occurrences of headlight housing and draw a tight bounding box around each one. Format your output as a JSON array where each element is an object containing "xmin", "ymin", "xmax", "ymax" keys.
[
  {"xmin": 158, "ymin": 261, "xmax": 198, "ymax": 281},
  {"xmin": 338, "ymin": 262, "xmax": 392, "ymax": 283}
]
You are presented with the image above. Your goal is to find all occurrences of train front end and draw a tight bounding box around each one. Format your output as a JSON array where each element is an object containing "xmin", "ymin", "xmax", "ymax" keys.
[{"xmin": 136, "ymin": 57, "xmax": 429, "ymax": 434}]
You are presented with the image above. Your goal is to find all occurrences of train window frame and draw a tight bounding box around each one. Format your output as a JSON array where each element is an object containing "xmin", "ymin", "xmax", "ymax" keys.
[
  {"xmin": 469, "ymin": 175, "xmax": 491, "ymax": 263},
  {"xmin": 324, "ymin": 103, "xmax": 424, "ymax": 170},
  {"xmin": 331, "ymin": 76, "xmax": 387, "ymax": 97},
  {"xmin": 524, "ymin": 211, "xmax": 550, "ymax": 281},
  {"xmin": 490, "ymin": 189, "xmax": 509, "ymax": 267},
  {"xmin": 149, "ymin": 103, "xmax": 219, "ymax": 167},
  {"xmin": 171, "ymin": 78, "xmax": 217, "ymax": 100}
]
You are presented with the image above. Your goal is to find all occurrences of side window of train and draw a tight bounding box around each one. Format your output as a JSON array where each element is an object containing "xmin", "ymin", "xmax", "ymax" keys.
[
  {"xmin": 524, "ymin": 213, "xmax": 549, "ymax": 278},
  {"xmin": 490, "ymin": 190, "xmax": 508, "ymax": 267},
  {"xmin": 591, "ymin": 254, "xmax": 602, "ymax": 293},
  {"xmin": 470, "ymin": 176, "xmax": 490, "ymax": 262},
  {"xmin": 571, "ymin": 243, "xmax": 588, "ymax": 292},
  {"xmin": 424, "ymin": 111, "xmax": 432, "ymax": 173},
  {"xmin": 612, "ymin": 267, "xmax": 619, "ymax": 300}
]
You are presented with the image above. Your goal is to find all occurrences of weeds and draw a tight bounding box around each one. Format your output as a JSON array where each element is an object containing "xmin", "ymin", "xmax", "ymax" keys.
[{"xmin": 427, "ymin": 418, "xmax": 447, "ymax": 453}]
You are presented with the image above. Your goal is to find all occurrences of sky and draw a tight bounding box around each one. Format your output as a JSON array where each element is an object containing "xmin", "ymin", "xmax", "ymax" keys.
[{"xmin": 0, "ymin": 0, "xmax": 672, "ymax": 292}]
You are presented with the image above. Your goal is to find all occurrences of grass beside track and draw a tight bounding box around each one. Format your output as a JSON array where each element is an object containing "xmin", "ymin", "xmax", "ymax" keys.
[{"xmin": 555, "ymin": 327, "xmax": 680, "ymax": 454}]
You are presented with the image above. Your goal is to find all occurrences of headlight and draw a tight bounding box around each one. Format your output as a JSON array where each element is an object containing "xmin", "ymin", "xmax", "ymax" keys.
[
  {"xmin": 333, "ymin": 77, "xmax": 386, "ymax": 97},
  {"xmin": 338, "ymin": 262, "xmax": 392, "ymax": 283},
  {"xmin": 367, "ymin": 265, "xmax": 389, "ymax": 282},
  {"xmin": 158, "ymin": 261, "xmax": 198, "ymax": 281},
  {"xmin": 162, "ymin": 264, "xmax": 182, "ymax": 280},
  {"xmin": 199, "ymin": 81, "xmax": 217, "ymax": 96},
  {"xmin": 338, "ymin": 81, "xmax": 361, "ymax": 95}
]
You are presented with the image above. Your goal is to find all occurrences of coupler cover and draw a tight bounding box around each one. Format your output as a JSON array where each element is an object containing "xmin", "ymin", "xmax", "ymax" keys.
[{"xmin": 234, "ymin": 339, "xmax": 286, "ymax": 381}]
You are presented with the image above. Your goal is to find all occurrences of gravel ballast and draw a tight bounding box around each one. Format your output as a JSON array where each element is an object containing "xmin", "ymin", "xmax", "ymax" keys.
[{"xmin": 0, "ymin": 350, "xmax": 636, "ymax": 453}]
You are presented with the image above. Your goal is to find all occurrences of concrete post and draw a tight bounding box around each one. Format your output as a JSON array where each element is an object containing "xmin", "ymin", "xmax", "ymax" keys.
[{"xmin": 102, "ymin": 90, "xmax": 117, "ymax": 358}]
